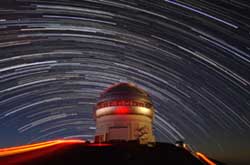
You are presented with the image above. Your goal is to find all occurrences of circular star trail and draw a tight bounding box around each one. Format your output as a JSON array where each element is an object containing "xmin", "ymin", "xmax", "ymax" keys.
[{"xmin": 0, "ymin": 0, "xmax": 249, "ymax": 164}]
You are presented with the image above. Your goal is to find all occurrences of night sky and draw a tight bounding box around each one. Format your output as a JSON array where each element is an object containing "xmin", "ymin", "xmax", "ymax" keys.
[{"xmin": 0, "ymin": 0, "xmax": 249, "ymax": 164}]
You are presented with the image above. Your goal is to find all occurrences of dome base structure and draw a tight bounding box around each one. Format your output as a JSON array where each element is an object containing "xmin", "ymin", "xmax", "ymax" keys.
[{"xmin": 95, "ymin": 114, "xmax": 155, "ymax": 144}]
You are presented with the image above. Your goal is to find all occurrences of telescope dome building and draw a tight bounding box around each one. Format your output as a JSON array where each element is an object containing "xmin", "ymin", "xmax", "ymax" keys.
[{"xmin": 94, "ymin": 83, "xmax": 155, "ymax": 144}]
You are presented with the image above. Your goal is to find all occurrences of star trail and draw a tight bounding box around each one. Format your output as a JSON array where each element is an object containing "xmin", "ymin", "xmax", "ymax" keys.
[{"xmin": 0, "ymin": 0, "xmax": 249, "ymax": 164}]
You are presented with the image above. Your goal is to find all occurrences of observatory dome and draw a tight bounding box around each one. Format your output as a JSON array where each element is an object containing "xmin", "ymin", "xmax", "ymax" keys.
[
  {"xmin": 95, "ymin": 83, "xmax": 154, "ymax": 119},
  {"xmin": 94, "ymin": 83, "xmax": 155, "ymax": 144}
]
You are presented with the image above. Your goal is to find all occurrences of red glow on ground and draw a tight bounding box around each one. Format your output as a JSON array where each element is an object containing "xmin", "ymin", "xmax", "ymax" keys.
[
  {"xmin": 0, "ymin": 139, "xmax": 85, "ymax": 157},
  {"xmin": 87, "ymin": 143, "xmax": 112, "ymax": 147},
  {"xmin": 196, "ymin": 152, "xmax": 216, "ymax": 165},
  {"xmin": 0, "ymin": 139, "xmax": 86, "ymax": 164},
  {"xmin": 115, "ymin": 106, "xmax": 130, "ymax": 114},
  {"xmin": 0, "ymin": 139, "xmax": 113, "ymax": 164},
  {"xmin": 0, "ymin": 139, "xmax": 111, "ymax": 165}
]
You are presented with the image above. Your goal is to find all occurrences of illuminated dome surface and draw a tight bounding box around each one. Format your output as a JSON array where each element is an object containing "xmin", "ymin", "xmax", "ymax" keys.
[
  {"xmin": 95, "ymin": 83, "xmax": 154, "ymax": 119},
  {"xmin": 101, "ymin": 83, "xmax": 149, "ymax": 100},
  {"xmin": 98, "ymin": 83, "xmax": 153, "ymax": 106}
]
